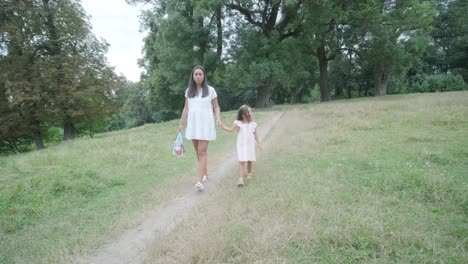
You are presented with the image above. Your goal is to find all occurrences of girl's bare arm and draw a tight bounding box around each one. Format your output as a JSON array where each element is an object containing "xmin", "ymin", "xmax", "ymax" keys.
[
  {"xmin": 254, "ymin": 128, "xmax": 261, "ymax": 149},
  {"xmin": 254, "ymin": 130, "xmax": 260, "ymax": 145},
  {"xmin": 221, "ymin": 121, "xmax": 237, "ymax": 132}
]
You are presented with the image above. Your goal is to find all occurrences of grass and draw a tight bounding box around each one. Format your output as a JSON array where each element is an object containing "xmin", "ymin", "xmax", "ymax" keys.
[
  {"xmin": 143, "ymin": 91, "xmax": 468, "ymax": 263},
  {"xmin": 0, "ymin": 91, "xmax": 466, "ymax": 263},
  {"xmin": 0, "ymin": 109, "xmax": 273, "ymax": 264}
]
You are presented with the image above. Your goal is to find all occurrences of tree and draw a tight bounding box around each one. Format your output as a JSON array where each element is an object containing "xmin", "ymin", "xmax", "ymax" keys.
[
  {"xmin": 431, "ymin": 0, "xmax": 468, "ymax": 82},
  {"xmin": 303, "ymin": 0, "xmax": 383, "ymax": 101},
  {"xmin": 224, "ymin": 0, "xmax": 305, "ymax": 107},
  {"xmin": 303, "ymin": 0, "xmax": 339, "ymax": 102},
  {"xmin": 38, "ymin": 0, "xmax": 121, "ymax": 140},
  {"xmin": 120, "ymin": 82, "xmax": 150, "ymax": 128},
  {"xmin": 0, "ymin": 0, "xmax": 121, "ymax": 152},
  {"xmin": 360, "ymin": 0, "xmax": 435, "ymax": 96},
  {"xmin": 136, "ymin": 0, "xmax": 222, "ymax": 115},
  {"xmin": 0, "ymin": 0, "xmax": 48, "ymax": 149}
]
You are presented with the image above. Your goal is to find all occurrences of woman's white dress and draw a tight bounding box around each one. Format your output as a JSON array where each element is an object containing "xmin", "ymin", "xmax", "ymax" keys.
[
  {"xmin": 235, "ymin": 120, "xmax": 257, "ymax": 162},
  {"xmin": 185, "ymin": 86, "xmax": 217, "ymax": 141}
]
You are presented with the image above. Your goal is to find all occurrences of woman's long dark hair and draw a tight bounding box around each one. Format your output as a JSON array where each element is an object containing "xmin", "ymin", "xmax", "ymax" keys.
[
  {"xmin": 237, "ymin": 105, "xmax": 252, "ymax": 122},
  {"xmin": 187, "ymin": 65, "xmax": 209, "ymax": 98}
]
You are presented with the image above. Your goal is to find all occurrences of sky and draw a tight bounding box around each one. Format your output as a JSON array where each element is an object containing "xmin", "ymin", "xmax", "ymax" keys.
[{"xmin": 81, "ymin": 0, "xmax": 147, "ymax": 82}]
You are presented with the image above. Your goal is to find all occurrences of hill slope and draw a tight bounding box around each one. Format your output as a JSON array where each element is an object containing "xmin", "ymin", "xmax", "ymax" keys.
[{"xmin": 1, "ymin": 92, "xmax": 467, "ymax": 263}]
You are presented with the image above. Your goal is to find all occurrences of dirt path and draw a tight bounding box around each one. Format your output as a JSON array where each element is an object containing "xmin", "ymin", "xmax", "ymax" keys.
[{"xmin": 78, "ymin": 111, "xmax": 286, "ymax": 264}]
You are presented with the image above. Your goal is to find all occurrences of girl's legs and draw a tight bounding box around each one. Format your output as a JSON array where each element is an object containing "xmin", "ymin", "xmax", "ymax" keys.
[
  {"xmin": 239, "ymin": 161, "xmax": 246, "ymax": 178},
  {"xmin": 194, "ymin": 140, "xmax": 209, "ymax": 184},
  {"xmin": 246, "ymin": 161, "xmax": 253, "ymax": 179},
  {"xmin": 238, "ymin": 161, "xmax": 245, "ymax": 186}
]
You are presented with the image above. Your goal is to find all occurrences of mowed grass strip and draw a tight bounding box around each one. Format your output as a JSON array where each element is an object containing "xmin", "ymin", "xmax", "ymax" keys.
[
  {"xmin": 144, "ymin": 91, "xmax": 468, "ymax": 264},
  {"xmin": 0, "ymin": 110, "xmax": 273, "ymax": 264}
]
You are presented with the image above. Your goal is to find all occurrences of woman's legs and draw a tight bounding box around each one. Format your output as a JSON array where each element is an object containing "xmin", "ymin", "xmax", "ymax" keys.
[
  {"xmin": 192, "ymin": 140, "xmax": 208, "ymax": 179},
  {"xmin": 193, "ymin": 140, "xmax": 209, "ymax": 183},
  {"xmin": 247, "ymin": 161, "xmax": 253, "ymax": 174},
  {"xmin": 192, "ymin": 140, "xmax": 199, "ymax": 160}
]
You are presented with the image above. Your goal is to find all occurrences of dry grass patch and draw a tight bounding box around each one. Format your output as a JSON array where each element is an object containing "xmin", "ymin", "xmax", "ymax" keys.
[{"xmin": 144, "ymin": 92, "xmax": 468, "ymax": 264}]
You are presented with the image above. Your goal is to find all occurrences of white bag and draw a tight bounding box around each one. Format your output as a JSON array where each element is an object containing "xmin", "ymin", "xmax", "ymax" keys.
[{"xmin": 172, "ymin": 132, "xmax": 185, "ymax": 157}]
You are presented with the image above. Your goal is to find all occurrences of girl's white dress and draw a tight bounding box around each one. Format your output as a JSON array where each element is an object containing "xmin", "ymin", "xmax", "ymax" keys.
[
  {"xmin": 235, "ymin": 120, "xmax": 257, "ymax": 162},
  {"xmin": 185, "ymin": 86, "xmax": 217, "ymax": 141}
]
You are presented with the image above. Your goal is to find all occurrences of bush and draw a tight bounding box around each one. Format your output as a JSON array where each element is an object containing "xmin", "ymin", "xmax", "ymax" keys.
[
  {"xmin": 303, "ymin": 85, "xmax": 321, "ymax": 103},
  {"xmin": 125, "ymin": 117, "xmax": 145, "ymax": 129},
  {"xmin": 107, "ymin": 115, "xmax": 126, "ymax": 131},
  {"xmin": 44, "ymin": 126, "xmax": 63, "ymax": 144},
  {"xmin": 151, "ymin": 110, "xmax": 178, "ymax": 123},
  {"xmin": 408, "ymin": 73, "xmax": 467, "ymax": 93},
  {"xmin": 0, "ymin": 137, "xmax": 33, "ymax": 156}
]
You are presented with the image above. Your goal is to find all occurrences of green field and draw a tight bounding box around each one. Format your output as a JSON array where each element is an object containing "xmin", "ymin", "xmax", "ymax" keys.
[{"xmin": 1, "ymin": 92, "xmax": 467, "ymax": 263}]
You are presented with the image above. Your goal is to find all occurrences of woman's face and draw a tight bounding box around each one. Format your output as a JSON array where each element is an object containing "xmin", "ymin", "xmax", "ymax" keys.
[{"xmin": 193, "ymin": 69, "xmax": 204, "ymax": 86}]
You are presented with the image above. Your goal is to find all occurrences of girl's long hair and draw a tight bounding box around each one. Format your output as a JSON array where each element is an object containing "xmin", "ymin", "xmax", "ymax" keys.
[
  {"xmin": 187, "ymin": 65, "xmax": 209, "ymax": 98},
  {"xmin": 237, "ymin": 105, "xmax": 252, "ymax": 122}
]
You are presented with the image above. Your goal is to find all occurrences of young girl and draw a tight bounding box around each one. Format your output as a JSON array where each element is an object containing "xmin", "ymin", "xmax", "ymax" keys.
[{"xmin": 221, "ymin": 105, "xmax": 260, "ymax": 187}]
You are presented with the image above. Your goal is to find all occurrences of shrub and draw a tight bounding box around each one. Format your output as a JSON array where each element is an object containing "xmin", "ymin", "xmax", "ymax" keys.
[{"xmin": 408, "ymin": 73, "xmax": 466, "ymax": 93}]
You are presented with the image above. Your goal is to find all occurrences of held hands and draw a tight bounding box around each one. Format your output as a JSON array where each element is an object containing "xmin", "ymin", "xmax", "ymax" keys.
[
  {"xmin": 178, "ymin": 123, "xmax": 184, "ymax": 133},
  {"xmin": 216, "ymin": 118, "xmax": 223, "ymax": 128}
]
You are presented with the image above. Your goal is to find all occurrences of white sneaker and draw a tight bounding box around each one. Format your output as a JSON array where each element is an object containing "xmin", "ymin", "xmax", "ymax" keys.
[
  {"xmin": 202, "ymin": 175, "xmax": 208, "ymax": 182},
  {"xmin": 237, "ymin": 178, "xmax": 244, "ymax": 187},
  {"xmin": 195, "ymin": 181, "xmax": 204, "ymax": 191}
]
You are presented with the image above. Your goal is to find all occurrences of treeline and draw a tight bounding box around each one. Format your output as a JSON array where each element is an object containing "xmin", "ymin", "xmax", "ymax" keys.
[
  {"xmin": 120, "ymin": 0, "xmax": 466, "ymax": 126},
  {"xmin": 1, "ymin": 0, "xmax": 468, "ymax": 154}
]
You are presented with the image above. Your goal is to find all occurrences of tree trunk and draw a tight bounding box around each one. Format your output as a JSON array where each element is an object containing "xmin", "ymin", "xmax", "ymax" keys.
[
  {"xmin": 317, "ymin": 44, "xmax": 331, "ymax": 102},
  {"xmin": 335, "ymin": 73, "xmax": 343, "ymax": 98},
  {"xmin": 64, "ymin": 114, "xmax": 75, "ymax": 140},
  {"xmin": 216, "ymin": 6, "xmax": 222, "ymax": 60},
  {"xmin": 197, "ymin": 16, "xmax": 207, "ymax": 63},
  {"xmin": 31, "ymin": 119, "xmax": 45, "ymax": 149},
  {"xmin": 347, "ymin": 52, "xmax": 352, "ymax": 98},
  {"xmin": 290, "ymin": 92, "xmax": 298, "ymax": 104},
  {"xmin": 0, "ymin": 79, "xmax": 8, "ymax": 113},
  {"xmin": 256, "ymin": 83, "xmax": 273, "ymax": 108},
  {"xmin": 374, "ymin": 63, "xmax": 389, "ymax": 96}
]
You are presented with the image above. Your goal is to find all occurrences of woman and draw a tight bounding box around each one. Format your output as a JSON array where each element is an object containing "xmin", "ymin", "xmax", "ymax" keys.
[{"xmin": 178, "ymin": 66, "xmax": 222, "ymax": 191}]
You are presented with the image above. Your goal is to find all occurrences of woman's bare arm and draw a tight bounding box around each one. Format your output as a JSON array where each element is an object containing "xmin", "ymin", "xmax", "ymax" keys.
[
  {"xmin": 212, "ymin": 97, "xmax": 222, "ymax": 126},
  {"xmin": 178, "ymin": 97, "xmax": 189, "ymax": 132}
]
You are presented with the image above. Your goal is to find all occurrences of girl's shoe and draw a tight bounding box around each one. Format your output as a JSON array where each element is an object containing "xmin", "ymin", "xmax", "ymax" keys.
[
  {"xmin": 237, "ymin": 177, "xmax": 244, "ymax": 187},
  {"xmin": 202, "ymin": 175, "xmax": 208, "ymax": 182},
  {"xmin": 246, "ymin": 174, "xmax": 252, "ymax": 180},
  {"xmin": 195, "ymin": 181, "xmax": 204, "ymax": 191}
]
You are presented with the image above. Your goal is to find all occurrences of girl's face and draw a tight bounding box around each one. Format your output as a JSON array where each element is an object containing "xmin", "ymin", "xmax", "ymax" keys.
[
  {"xmin": 193, "ymin": 69, "xmax": 204, "ymax": 86},
  {"xmin": 242, "ymin": 107, "xmax": 252, "ymax": 121}
]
